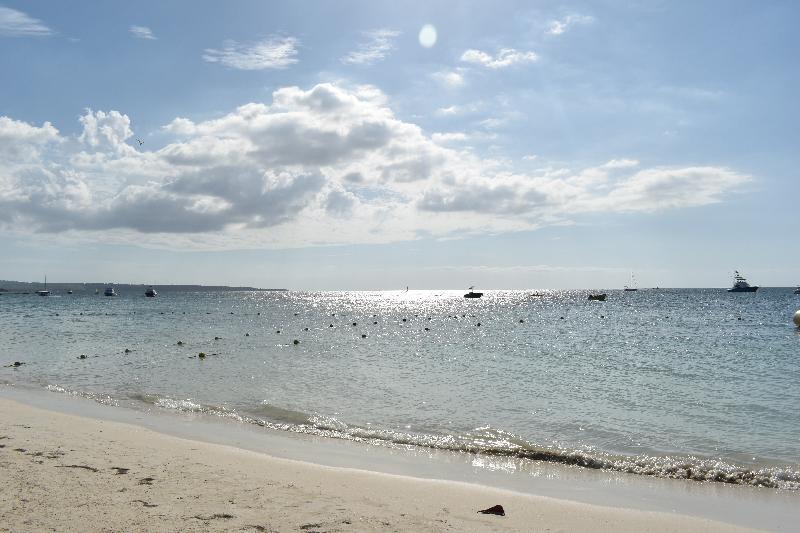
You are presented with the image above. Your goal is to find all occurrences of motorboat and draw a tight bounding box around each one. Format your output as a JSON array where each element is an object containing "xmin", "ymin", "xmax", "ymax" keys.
[
  {"xmin": 464, "ymin": 286, "xmax": 483, "ymax": 298},
  {"xmin": 588, "ymin": 293, "xmax": 607, "ymax": 301},
  {"xmin": 727, "ymin": 271, "xmax": 758, "ymax": 292},
  {"xmin": 104, "ymin": 287, "xmax": 117, "ymax": 297},
  {"xmin": 145, "ymin": 287, "xmax": 157, "ymax": 297},
  {"xmin": 794, "ymin": 286, "xmax": 800, "ymax": 295}
]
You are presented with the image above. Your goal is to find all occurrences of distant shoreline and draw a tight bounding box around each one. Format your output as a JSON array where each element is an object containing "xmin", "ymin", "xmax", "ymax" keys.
[{"xmin": 0, "ymin": 280, "xmax": 284, "ymax": 293}]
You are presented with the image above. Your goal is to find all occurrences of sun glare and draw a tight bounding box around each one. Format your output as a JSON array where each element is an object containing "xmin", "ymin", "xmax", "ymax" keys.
[{"xmin": 418, "ymin": 24, "xmax": 437, "ymax": 48}]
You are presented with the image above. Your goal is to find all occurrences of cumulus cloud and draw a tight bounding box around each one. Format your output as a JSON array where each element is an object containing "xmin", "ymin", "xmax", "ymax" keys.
[
  {"xmin": 78, "ymin": 109, "xmax": 136, "ymax": 155},
  {"xmin": 129, "ymin": 25, "xmax": 156, "ymax": 40},
  {"xmin": 460, "ymin": 48, "xmax": 538, "ymax": 69},
  {"xmin": 0, "ymin": 83, "xmax": 751, "ymax": 249},
  {"xmin": 0, "ymin": 117, "xmax": 60, "ymax": 160},
  {"xmin": 203, "ymin": 36, "xmax": 299, "ymax": 70},
  {"xmin": 0, "ymin": 6, "xmax": 52, "ymax": 37},
  {"xmin": 547, "ymin": 14, "xmax": 594, "ymax": 36},
  {"xmin": 341, "ymin": 29, "xmax": 400, "ymax": 65}
]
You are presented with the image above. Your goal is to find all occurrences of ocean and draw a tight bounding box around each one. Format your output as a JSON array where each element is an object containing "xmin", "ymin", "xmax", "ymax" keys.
[{"xmin": 2, "ymin": 287, "xmax": 799, "ymax": 490}]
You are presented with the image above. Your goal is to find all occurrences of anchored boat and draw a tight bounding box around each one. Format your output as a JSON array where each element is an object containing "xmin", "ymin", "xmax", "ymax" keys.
[
  {"xmin": 727, "ymin": 271, "xmax": 758, "ymax": 293},
  {"xmin": 463, "ymin": 286, "xmax": 483, "ymax": 298}
]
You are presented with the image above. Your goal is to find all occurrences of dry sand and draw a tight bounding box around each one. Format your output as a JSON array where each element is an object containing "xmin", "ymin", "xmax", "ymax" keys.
[{"xmin": 0, "ymin": 398, "xmax": 761, "ymax": 532}]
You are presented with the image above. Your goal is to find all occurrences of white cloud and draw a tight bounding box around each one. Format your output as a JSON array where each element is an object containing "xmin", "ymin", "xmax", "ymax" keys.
[
  {"xmin": 0, "ymin": 6, "xmax": 52, "ymax": 37},
  {"xmin": 0, "ymin": 117, "xmax": 60, "ymax": 161},
  {"xmin": 431, "ymin": 132, "xmax": 468, "ymax": 144},
  {"xmin": 203, "ymin": 36, "xmax": 299, "ymax": 70},
  {"xmin": 341, "ymin": 29, "xmax": 401, "ymax": 65},
  {"xmin": 129, "ymin": 25, "xmax": 156, "ymax": 40},
  {"xmin": 0, "ymin": 84, "xmax": 750, "ymax": 249},
  {"xmin": 460, "ymin": 48, "xmax": 538, "ymax": 69},
  {"xmin": 431, "ymin": 69, "xmax": 465, "ymax": 88},
  {"xmin": 522, "ymin": 154, "xmax": 538, "ymax": 161},
  {"xmin": 546, "ymin": 14, "xmax": 594, "ymax": 36},
  {"xmin": 435, "ymin": 106, "xmax": 461, "ymax": 117},
  {"xmin": 78, "ymin": 109, "xmax": 136, "ymax": 155}
]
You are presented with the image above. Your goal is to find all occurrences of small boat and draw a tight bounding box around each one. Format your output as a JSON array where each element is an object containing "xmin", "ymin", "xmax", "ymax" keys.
[
  {"xmin": 464, "ymin": 286, "xmax": 483, "ymax": 298},
  {"xmin": 727, "ymin": 271, "xmax": 758, "ymax": 292},
  {"xmin": 588, "ymin": 293, "xmax": 607, "ymax": 301},
  {"xmin": 36, "ymin": 275, "xmax": 50, "ymax": 297},
  {"xmin": 794, "ymin": 286, "xmax": 800, "ymax": 295},
  {"xmin": 67, "ymin": 289, "xmax": 73, "ymax": 294},
  {"xmin": 624, "ymin": 272, "xmax": 638, "ymax": 292},
  {"xmin": 104, "ymin": 287, "xmax": 117, "ymax": 297},
  {"xmin": 144, "ymin": 287, "xmax": 157, "ymax": 297}
]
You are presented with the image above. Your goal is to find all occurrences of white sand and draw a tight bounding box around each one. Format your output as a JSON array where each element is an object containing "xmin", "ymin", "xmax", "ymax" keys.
[{"xmin": 0, "ymin": 398, "xmax": 762, "ymax": 532}]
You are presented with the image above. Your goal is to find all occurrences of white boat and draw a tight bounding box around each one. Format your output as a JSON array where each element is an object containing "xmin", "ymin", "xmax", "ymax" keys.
[
  {"xmin": 36, "ymin": 276, "xmax": 49, "ymax": 297},
  {"xmin": 624, "ymin": 272, "xmax": 638, "ymax": 292},
  {"xmin": 727, "ymin": 271, "xmax": 758, "ymax": 293},
  {"xmin": 104, "ymin": 287, "xmax": 116, "ymax": 297}
]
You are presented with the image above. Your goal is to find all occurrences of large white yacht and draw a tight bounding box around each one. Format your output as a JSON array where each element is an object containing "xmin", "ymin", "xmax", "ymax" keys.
[{"xmin": 727, "ymin": 271, "xmax": 758, "ymax": 292}]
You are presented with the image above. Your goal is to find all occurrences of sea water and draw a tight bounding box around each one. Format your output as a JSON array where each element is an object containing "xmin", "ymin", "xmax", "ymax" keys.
[{"xmin": 1, "ymin": 288, "xmax": 799, "ymax": 490}]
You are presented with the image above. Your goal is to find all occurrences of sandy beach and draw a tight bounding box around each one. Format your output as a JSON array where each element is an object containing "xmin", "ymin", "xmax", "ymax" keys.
[{"xmin": 0, "ymin": 398, "xmax": 764, "ymax": 532}]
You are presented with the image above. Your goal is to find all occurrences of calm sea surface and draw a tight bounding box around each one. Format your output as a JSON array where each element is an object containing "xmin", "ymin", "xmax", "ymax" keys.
[{"xmin": 2, "ymin": 288, "xmax": 799, "ymax": 489}]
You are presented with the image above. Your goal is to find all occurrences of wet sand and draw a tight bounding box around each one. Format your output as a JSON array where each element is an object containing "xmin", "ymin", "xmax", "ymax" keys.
[{"xmin": 0, "ymin": 398, "xmax": 764, "ymax": 532}]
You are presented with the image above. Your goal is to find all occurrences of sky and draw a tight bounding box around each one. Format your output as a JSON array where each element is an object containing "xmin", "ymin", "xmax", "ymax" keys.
[{"xmin": 1, "ymin": 0, "xmax": 798, "ymax": 289}]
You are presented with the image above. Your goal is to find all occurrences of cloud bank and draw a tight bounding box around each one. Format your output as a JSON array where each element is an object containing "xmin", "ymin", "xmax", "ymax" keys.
[{"xmin": 0, "ymin": 83, "xmax": 750, "ymax": 249}]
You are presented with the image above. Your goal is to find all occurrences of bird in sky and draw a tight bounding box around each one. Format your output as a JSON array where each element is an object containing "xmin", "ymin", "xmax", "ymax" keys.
[{"xmin": 137, "ymin": 139, "xmax": 143, "ymax": 146}]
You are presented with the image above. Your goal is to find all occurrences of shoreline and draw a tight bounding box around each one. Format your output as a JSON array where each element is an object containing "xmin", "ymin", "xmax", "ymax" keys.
[{"xmin": 0, "ymin": 392, "xmax": 792, "ymax": 532}]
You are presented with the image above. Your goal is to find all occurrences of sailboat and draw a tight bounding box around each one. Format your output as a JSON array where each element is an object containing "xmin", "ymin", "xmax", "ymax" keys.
[
  {"xmin": 36, "ymin": 276, "xmax": 50, "ymax": 297},
  {"xmin": 624, "ymin": 272, "xmax": 638, "ymax": 292}
]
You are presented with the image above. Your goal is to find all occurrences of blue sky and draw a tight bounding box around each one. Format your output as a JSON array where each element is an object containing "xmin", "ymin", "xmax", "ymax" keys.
[{"xmin": 1, "ymin": 1, "xmax": 798, "ymax": 289}]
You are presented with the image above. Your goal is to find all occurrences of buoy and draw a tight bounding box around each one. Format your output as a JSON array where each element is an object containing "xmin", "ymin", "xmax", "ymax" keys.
[
  {"xmin": 303, "ymin": 327, "xmax": 309, "ymax": 331},
  {"xmin": 177, "ymin": 341, "xmax": 183, "ymax": 346},
  {"xmin": 245, "ymin": 333, "xmax": 250, "ymax": 336},
  {"xmin": 352, "ymin": 322, "xmax": 357, "ymax": 326},
  {"xmin": 198, "ymin": 352, "xmax": 206, "ymax": 358},
  {"xmin": 794, "ymin": 310, "xmax": 800, "ymax": 327},
  {"xmin": 214, "ymin": 336, "xmax": 221, "ymax": 340},
  {"xmin": 276, "ymin": 330, "xmax": 280, "ymax": 334},
  {"xmin": 79, "ymin": 354, "xmax": 87, "ymax": 359},
  {"xmin": 124, "ymin": 348, "xmax": 131, "ymax": 354},
  {"xmin": 293, "ymin": 339, "xmax": 300, "ymax": 345},
  {"xmin": 361, "ymin": 334, "xmax": 367, "ymax": 338}
]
